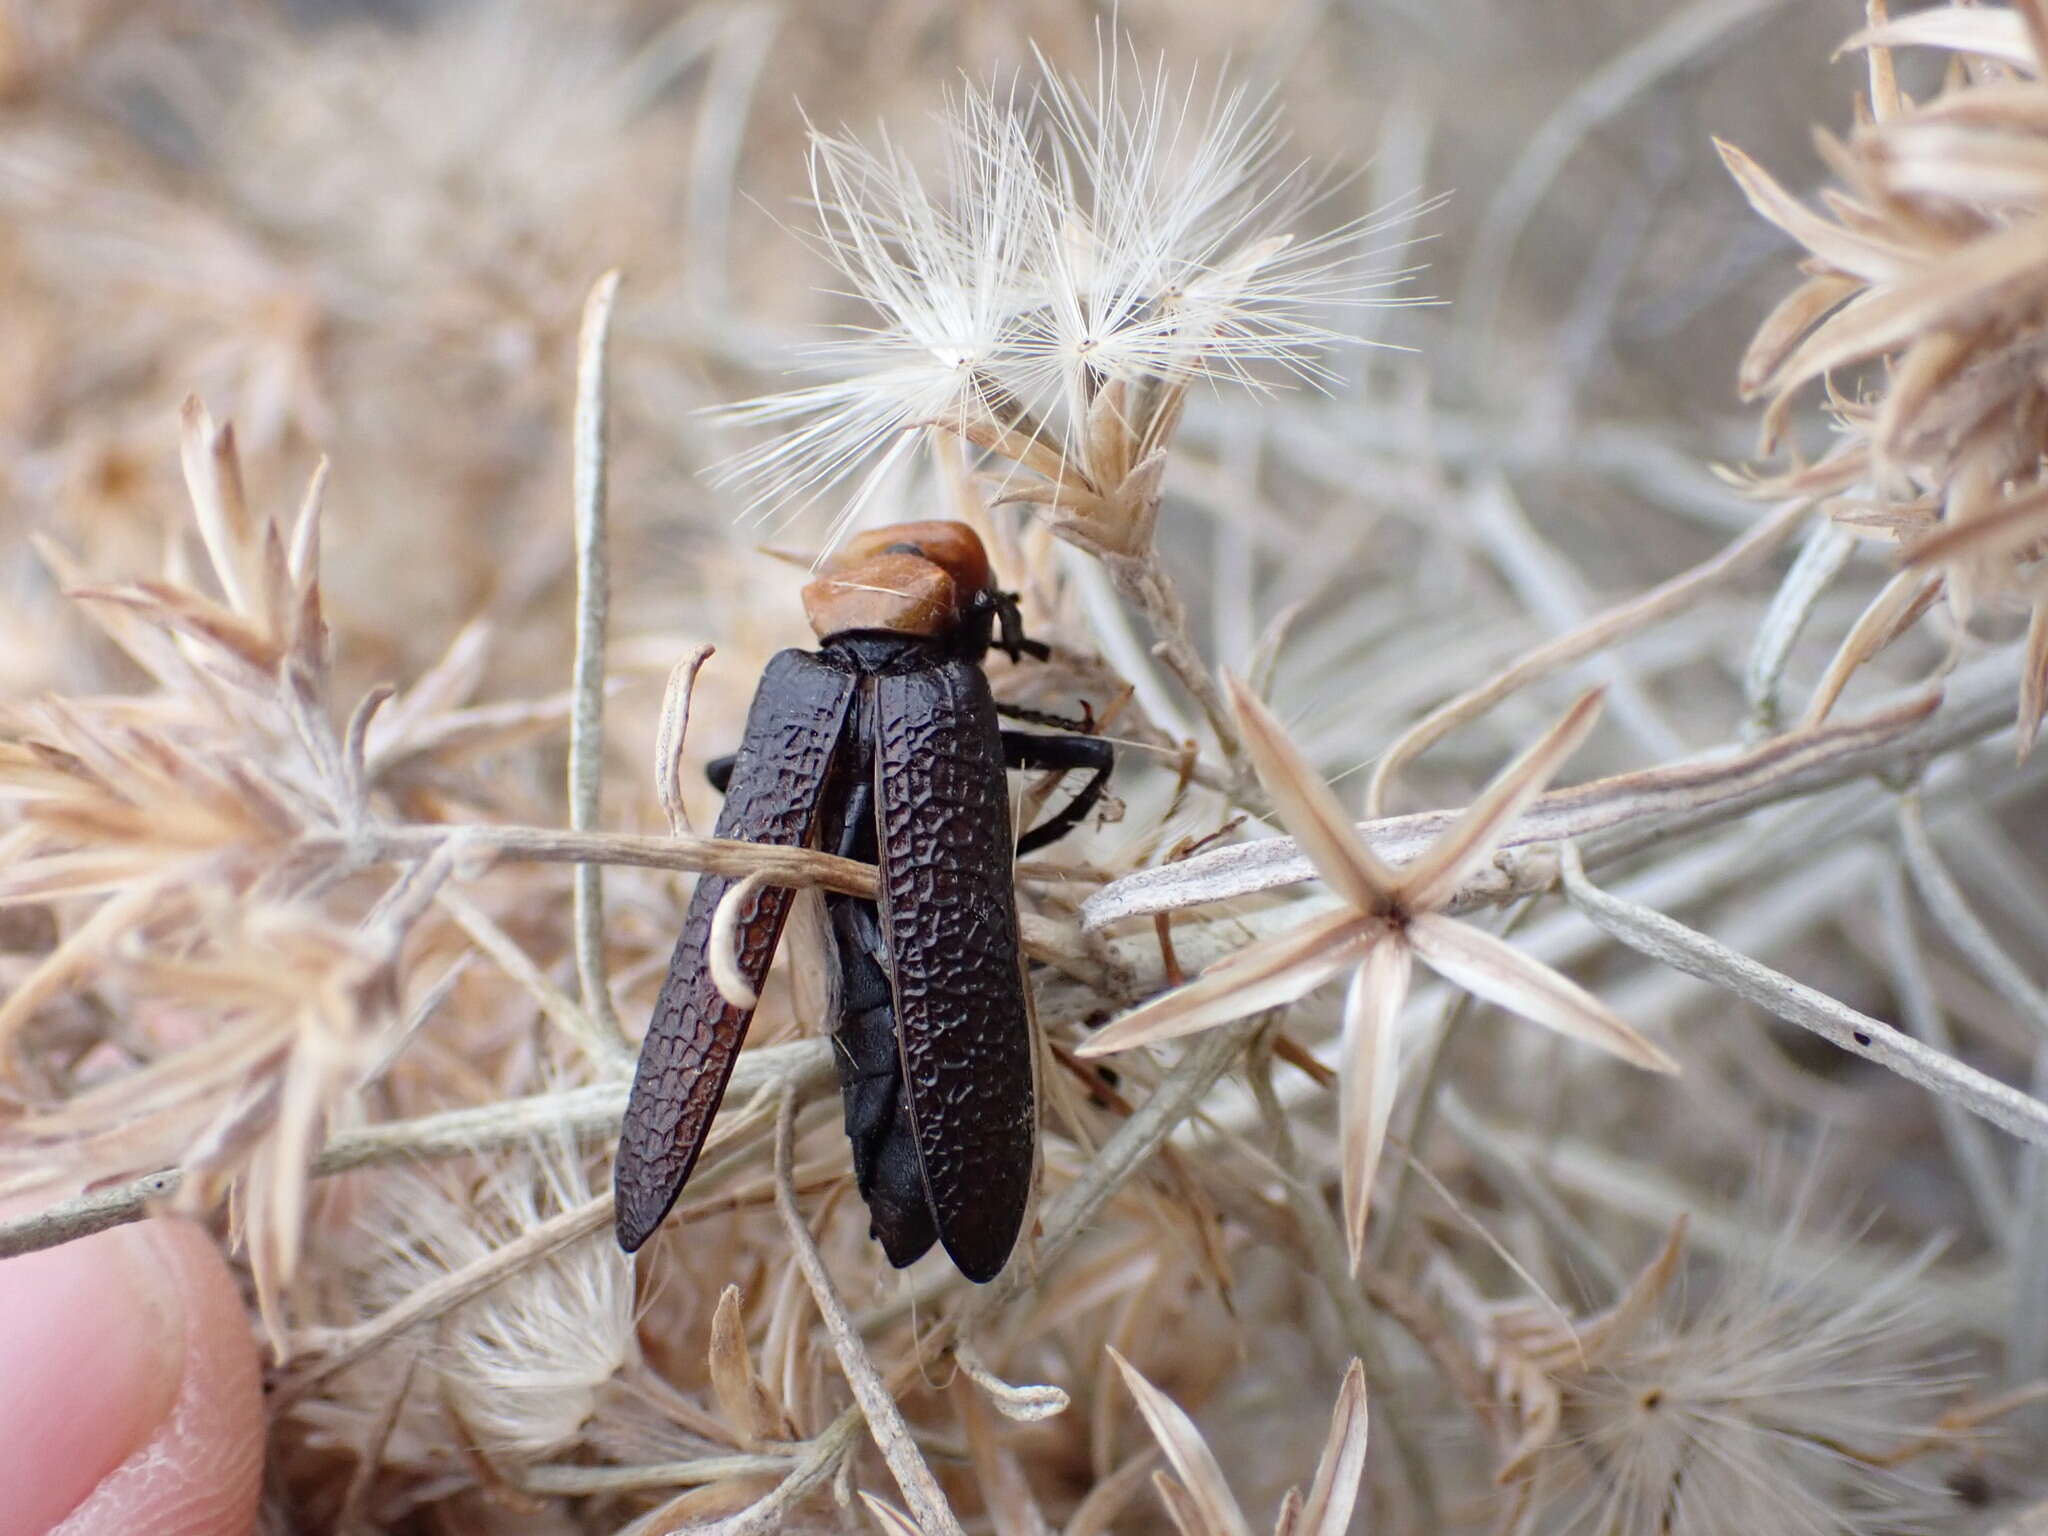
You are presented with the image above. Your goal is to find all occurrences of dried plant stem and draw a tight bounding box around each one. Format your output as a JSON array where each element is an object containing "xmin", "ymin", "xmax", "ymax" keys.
[
  {"xmin": 629, "ymin": 1406, "xmax": 864, "ymax": 1536},
  {"xmin": 1088, "ymin": 680, "xmax": 1935, "ymax": 927},
  {"xmin": 0, "ymin": 1170, "xmax": 186, "ymax": 1261},
  {"xmin": 1896, "ymin": 798, "xmax": 2048, "ymax": 1392},
  {"xmin": 1104, "ymin": 552, "xmax": 1253, "ymax": 798},
  {"xmin": 1897, "ymin": 796, "xmax": 2048, "ymax": 1046},
  {"xmin": 1352, "ymin": 1268, "xmax": 1492, "ymax": 1442},
  {"xmin": 1745, "ymin": 517, "xmax": 1858, "ymax": 734},
  {"xmin": 1877, "ymin": 868, "xmax": 2015, "ymax": 1241},
  {"xmin": 569, "ymin": 269, "xmax": 629, "ymax": 1061},
  {"xmin": 1069, "ymin": 552, "xmax": 1199, "ymax": 750},
  {"xmin": 988, "ymin": 1018, "xmax": 1259, "ymax": 1307},
  {"xmin": 438, "ymin": 886, "xmax": 610, "ymax": 1060},
  {"xmin": 1435, "ymin": 1087, "xmax": 1629, "ymax": 1301},
  {"xmin": 322, "ymin": 824, "xmax": 879, "ymax": 897},
  {"xmin": 772, "ymin": 1085, "xmax": 965, "ymax": 1536},
  {"xmin": 1247, "ymin": 1055, "xmax": 1444, "ymax": 1527},
  {"xmin": 1941, "ymin": 816, "xmax": 2048, "ymax": 970},
  {"xmin": 278, "ymin": 1192, "xmax": 614, "ymax": 1401},
  {"xmin": 1558, "ymin": 844, "xmax": 2048, "ymax": 1147},
  {"xmin": 1465, "ymin": 473, "xmax": 1683, "ymax": 760},
  {"xmin": 520, "ymin": 1453, "xmax": 798, "ymax": 1496},
  {"xmin": 0, "ymin": 1042, "xmax": 837, "ymax": 1260},
  {"xmin": 737, "ymin": 1415, "xmax": 863, "ymax": 1535},
  {"xmin": 1364, "ymin": 495, "xmax": 1809, "ymax": 816}
]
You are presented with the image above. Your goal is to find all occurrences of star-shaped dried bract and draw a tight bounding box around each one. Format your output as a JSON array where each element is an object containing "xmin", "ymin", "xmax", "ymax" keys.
[{"xmin": 1078, "ymin": 678, "xmax": 1677, "ymax": 1268}]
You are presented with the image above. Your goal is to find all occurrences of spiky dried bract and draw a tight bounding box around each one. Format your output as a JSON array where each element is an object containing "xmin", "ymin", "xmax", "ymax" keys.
[
  {"xmin": 0, "ymin": 405, "xmax": 578, "ymax": 1345},
  {"xmin": 1110, "ymin": 1345, "xmax": 1255, "ymax": 1536},
  {"xmin": 1279, "ymin": 1359, "xmax": 1368, "ymax": 1536},
  {"xmin": 1114, "ymin": 1348, "xmax": 1371, "ymax": 1536},
  {"xmin": 1081, "ymin": 677, "xmax": 1674, "ymax": 1268},
  {"xmin": 1467, "ymin": 1216, "xmax": 1961, "ymax": 1534},
  {"xmin": 719, "ymin": 43, "xmax": 1424, "ymax": 556},
  {"xmin": 1729, "ymin": 3, "xmax": 2048, "ymax": 750},
  {"xmin": 0, "ymin": 409, "xmax": 377, "ymax": 1338}
]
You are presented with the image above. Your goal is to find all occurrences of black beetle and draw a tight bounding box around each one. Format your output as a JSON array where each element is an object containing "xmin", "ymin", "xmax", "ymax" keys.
[{"xmin": 614, "ymin": 521, "xmax": 1112, "ymax": 1282}]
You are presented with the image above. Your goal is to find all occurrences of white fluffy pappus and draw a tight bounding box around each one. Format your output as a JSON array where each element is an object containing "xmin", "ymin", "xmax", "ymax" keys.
[
  {"xmin": 1524, "ymin": 1222, "xmax": 1967, "ymax": 1535},
  {"xmin": 715, "ymin": 36, "xmax": 1435, "ymax": 536},
  {"xmin": 361, "ymin": 1136, "xmax": 635, "ymax": 1464}
]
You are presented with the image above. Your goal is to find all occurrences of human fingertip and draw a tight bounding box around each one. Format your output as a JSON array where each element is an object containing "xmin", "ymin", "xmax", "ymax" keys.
[{"xmin": 0, "ymin": 1215, "xmax": 262, "ymax": 1536}]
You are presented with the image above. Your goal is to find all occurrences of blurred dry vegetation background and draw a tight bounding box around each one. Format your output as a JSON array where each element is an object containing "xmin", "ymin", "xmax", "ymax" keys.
[{"xmin": 7, "ymin": 0, "xmax": 2048, "ymax": 1531}]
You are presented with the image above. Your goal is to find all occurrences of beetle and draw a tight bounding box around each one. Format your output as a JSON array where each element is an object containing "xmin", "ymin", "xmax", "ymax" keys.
[{"xmin": 614, "ymin": 520, "xmax": 1113, "ymax": 1282}]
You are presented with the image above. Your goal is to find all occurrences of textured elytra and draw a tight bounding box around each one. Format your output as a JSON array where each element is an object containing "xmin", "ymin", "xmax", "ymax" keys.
[
  {"xmin": 874, "ymin": 659, "xmax": 1035, "ymax": 1283},
  {"xmin": 614, "ymin": 650, "xmax": 856, "ymax": 1252}
]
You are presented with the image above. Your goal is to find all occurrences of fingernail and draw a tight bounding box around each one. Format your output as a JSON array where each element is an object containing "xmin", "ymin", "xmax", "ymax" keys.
[{"xmin": 0, "ymin": 1218, "xmax": 188, "ymax": 1535}]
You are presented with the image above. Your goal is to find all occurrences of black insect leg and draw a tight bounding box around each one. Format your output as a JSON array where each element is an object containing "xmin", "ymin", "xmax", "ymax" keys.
[
  {"xmin": 705, "ymin": 753, "xmax": 738, "ymax": 794},
  {"xmin": 998, "ymin": 700, "xmax": 1095, "ymax": 732},
  {"xmin": 1004, "ymin": 730, "xmax": 1115, "ymax": 855}
]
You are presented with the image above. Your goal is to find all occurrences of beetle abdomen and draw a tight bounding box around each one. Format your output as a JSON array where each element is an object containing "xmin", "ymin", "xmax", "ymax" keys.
[{"xmin": 826, "ymin": 893, "xmax": 939, "ymax": 1267}]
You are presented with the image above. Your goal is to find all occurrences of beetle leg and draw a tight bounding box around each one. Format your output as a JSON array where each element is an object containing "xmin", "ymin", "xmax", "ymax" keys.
[
  {"xmin": 1003, "ymin": 730, "xmax": 1115, "ymax": 854},
  {"xmin": 998, "ymin": 700, "xmax": 1095, "ymax": 732},
  {"xmin": 705, "ymin": 753, "xmax": 738, "ymax": 794}
]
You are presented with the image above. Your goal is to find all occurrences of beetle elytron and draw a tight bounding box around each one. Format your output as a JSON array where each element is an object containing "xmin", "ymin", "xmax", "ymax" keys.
[{"xmin": 614, "ymin": 521, "xmax": 1112, "ymax": 1282}]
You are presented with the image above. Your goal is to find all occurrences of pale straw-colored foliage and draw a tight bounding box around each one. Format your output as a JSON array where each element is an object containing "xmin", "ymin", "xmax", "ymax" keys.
[
  {"xmin": 2, "ymin": 2, "xmax": 2043, "ymax": 1532},
  {"xmin": 1729, "ymin": 1, "xmax": 2048, "ymax": 751}
]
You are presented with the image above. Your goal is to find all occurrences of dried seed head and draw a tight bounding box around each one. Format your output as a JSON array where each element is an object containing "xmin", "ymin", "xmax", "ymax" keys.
[
  {"xmin": 1479, "ymin": 1211, "xmax": 1964, "ymax": 1534},
  {"xmin": 716, "ymin": 39, "xmax": 1429, "ymax": 556},
  {"xmin": 363, "ymin": 1137, "xmax": 634, "ymax": 1464},
  {"xmin": 1730, "ymin": 6, "xmax": 2048, "ymax": 745}
]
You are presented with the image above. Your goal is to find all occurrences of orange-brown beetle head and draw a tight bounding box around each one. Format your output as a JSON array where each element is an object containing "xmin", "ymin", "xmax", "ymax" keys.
[{"xmin": 801, "ymin": 521, "xmax": 994, "ymax": 640}]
